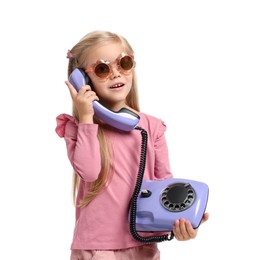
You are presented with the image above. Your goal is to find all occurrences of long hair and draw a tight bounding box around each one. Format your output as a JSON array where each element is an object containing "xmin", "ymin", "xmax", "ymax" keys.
[{"xmin": 67, "ymin": 31, "xmax": 140, "ymax": 207}]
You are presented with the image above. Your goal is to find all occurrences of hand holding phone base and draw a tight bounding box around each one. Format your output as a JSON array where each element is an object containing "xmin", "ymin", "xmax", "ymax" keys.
[{"xmin": 69, "ymin": 68, "xmax": 140, "ymax": 131}]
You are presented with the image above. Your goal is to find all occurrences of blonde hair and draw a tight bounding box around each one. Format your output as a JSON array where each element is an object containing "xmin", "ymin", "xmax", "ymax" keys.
[{"xmin": 67, "ymin": 31, "xmax": 140, "ymax": 207}]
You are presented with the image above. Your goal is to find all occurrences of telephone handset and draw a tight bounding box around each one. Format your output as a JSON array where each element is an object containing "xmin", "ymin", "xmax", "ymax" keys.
[{"xmin": 69, "ymin": 68, "xmax": 140, "ymax": 131}]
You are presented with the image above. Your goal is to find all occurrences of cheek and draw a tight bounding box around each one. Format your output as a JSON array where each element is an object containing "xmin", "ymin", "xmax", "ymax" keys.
[
  {"xmin": 126, "ymin": 74, "xmax": 133, "ymax": 87},
  {"xmin": 88, "ymin": 75, "xmax": 102, "ymax": 91},
  {"xmin": 91, "ymin": 81, "xmax": 107, "ymax": 96}
]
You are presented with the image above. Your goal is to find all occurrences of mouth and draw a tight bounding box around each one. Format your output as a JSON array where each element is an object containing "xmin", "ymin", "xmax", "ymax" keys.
[{"xmin": 109, "ymin": 83, "xmax": 124, "ymax": 89}]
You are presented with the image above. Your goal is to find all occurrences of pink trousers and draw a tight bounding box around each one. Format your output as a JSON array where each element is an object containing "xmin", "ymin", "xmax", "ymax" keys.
[{"xmin": 70, "ymin": 243, "xmax": 160, "ymax": 260}]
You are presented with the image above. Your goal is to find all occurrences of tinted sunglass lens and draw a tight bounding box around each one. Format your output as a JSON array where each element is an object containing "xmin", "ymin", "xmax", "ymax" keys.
[
  {"xmin": 120, "ymin": 56, "xmax": 134, "ymax": 70},
  {"xmin": 95, "ymin": 63, "xmax": 110, "ymax": 78}
]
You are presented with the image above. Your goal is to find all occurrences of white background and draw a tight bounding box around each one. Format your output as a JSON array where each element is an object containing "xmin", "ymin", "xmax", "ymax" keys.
[{"xmin": 0, "ymin": 0, "xmax": 253, "ymax": 259}]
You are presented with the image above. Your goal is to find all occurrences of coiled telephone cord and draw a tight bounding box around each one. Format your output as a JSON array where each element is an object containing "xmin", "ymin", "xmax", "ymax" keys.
[{"xmin": 129, "ymin": 126, "xmax": 174, "ymax": 243}]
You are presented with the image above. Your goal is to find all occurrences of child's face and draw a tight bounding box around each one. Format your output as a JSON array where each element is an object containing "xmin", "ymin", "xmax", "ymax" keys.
[{"xmin": 85, "ymin": 42, "xmax": 134, "ymax": 110}]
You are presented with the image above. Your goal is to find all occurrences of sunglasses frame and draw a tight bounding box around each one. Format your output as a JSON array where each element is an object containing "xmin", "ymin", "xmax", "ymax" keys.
[{"xmin": 84, "ymin": 52, "xmax": 135, "ymax": 80}]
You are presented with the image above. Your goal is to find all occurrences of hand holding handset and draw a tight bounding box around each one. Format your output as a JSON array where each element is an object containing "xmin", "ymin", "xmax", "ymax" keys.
[{"xmin": 69, "ymin": 68, "xmax": 140, "ymax": 131}]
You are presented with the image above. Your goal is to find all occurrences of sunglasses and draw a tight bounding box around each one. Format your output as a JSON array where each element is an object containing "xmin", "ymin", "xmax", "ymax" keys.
[{"xmin": 84, "ymin": 53, "xmax": 135, "ymax": 80}]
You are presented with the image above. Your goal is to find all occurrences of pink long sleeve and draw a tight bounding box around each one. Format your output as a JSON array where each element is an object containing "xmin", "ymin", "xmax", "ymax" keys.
[{"xmin": 55, "ymin": 114, "xmax": 101, "ymax": 182}]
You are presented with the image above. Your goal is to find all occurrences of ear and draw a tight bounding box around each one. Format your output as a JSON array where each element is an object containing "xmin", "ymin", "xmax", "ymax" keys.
[
  {"xmin": 85, "ymin": 73, "xmax": 95, "ymax": 90},
  {"xmin": 84, "ymin": 73, "xmax": 92, "ymax": 85}
]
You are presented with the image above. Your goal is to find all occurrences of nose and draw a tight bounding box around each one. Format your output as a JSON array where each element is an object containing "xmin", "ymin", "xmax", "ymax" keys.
[{"xmin": 109, "ymin": 65, "xmax": 121, "ymax": 79}]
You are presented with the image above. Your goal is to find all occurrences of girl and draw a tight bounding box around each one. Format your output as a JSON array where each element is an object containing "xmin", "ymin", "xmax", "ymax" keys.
[{"xmin": 55, "ymin": 30, "xmax": 209, "ymax": 260}]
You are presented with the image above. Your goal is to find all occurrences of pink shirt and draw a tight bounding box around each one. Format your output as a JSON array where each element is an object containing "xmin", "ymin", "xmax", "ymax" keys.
[{"xmin": 55, "ymin": 112, "xmax": 173, "ymax": 250}]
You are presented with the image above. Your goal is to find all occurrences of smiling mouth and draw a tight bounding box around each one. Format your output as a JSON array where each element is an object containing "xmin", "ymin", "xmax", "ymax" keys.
[{"xmin": 110, "ymin": 83, "xmax": 124, "ymax": 89}]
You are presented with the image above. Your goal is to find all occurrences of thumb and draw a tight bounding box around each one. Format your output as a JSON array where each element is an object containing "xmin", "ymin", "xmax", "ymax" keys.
[{"xmin": 201, "ymin": 212, "xmax": 209, "ymax": 224}]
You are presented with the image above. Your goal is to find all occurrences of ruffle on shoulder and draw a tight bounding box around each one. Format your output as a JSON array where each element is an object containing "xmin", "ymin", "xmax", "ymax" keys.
[
  {"xmin": 157, "ymin": 119, "xmax": 167, "ymax": 137},
  {"xmin": 55, "ymin": 113, "xmax": 78, "ymax": 137}
]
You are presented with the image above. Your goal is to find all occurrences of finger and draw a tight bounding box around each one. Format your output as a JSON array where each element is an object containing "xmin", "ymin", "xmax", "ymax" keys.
[
  {"xmin": 178, "ymin": 218, "xmax": 190, "ymax": 239},
  {"xmin": 173, "ymin": 218, "xmax": 195, "ymax": 240},
  {"xmin": 185, "ymin": 220, "xmax": 197, "ymax": 239},
  {"xmin": 201, "ymin": 212, "xmax": 209, "ymax": 224},
  {"xmin": 172, "ymin": 219, "xmax": 183, "ymax": 240},
  {"xmin": 85, "ymin": 91, "xmax": 99, "ymax": 101},
  {"xmin": 78, "ymin": 85, "xmax": 92, "ymax": 95},
  {"xmin": 65, "ymin": 80, "xmax": 77, "ymax": 100}
]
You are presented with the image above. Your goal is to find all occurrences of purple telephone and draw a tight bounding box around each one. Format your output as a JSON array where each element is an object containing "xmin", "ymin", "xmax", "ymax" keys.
[
  {"xmin": 128, "ymin": 129, "xmax": 209, "ymax": 243},
  {"xmin": 134, "ymin": 178, "xmax": 209, "ymax": 232},
  {"xmin": 68, "ymin": 68, "xmax": 140, "ymax": 132}
]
